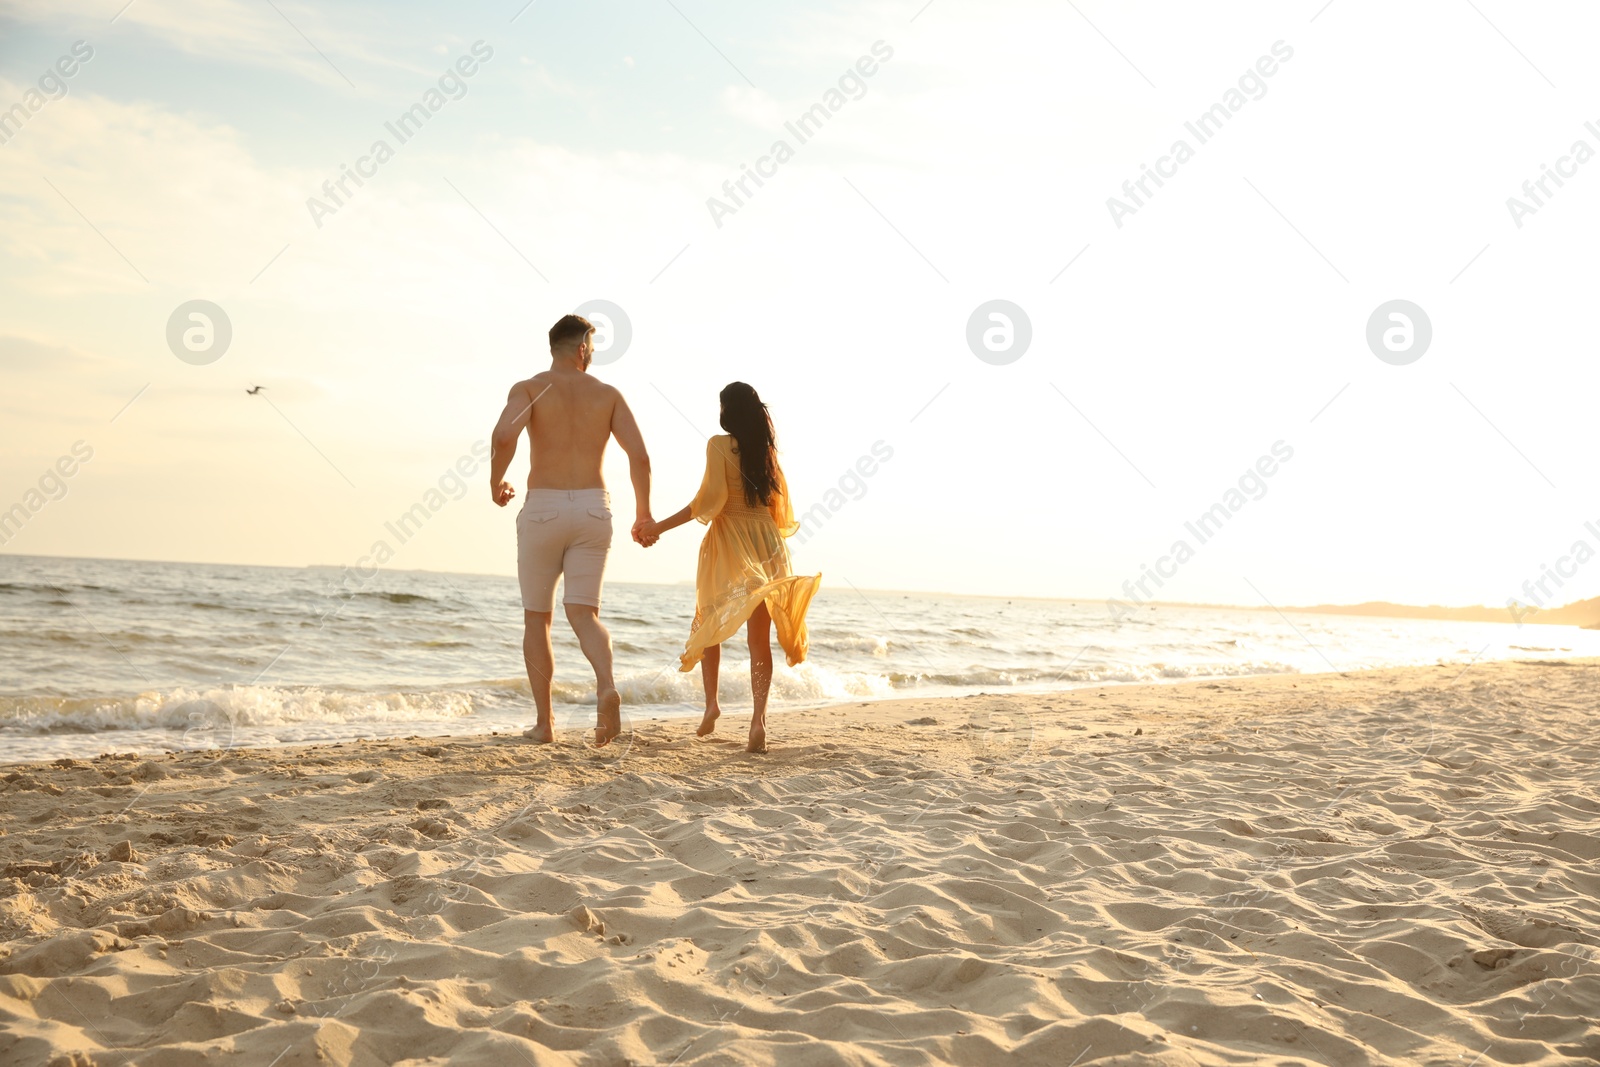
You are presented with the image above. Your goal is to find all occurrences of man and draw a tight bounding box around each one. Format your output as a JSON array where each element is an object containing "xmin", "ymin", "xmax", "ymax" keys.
[{"xmin": 489, "ymin": 314, "xmax": 654, "ymax": 746}]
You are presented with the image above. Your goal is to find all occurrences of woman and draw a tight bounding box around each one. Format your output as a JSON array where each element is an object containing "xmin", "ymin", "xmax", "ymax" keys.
[{"xmin": 643, "ymin": 383, "xmax": 821, "ymax": 753}]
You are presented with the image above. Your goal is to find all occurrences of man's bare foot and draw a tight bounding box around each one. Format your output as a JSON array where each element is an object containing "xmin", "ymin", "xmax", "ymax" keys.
[
  {"xmin": 746, "ymin": 721, "xmax": 766, "ymax": 754},
  {"xmin": 595, "ymin": 688, "xmax": 622, "ymax": 747},
  {"xmin": 522, "ymin": 722, "xmax": 553, "ymax": 744},
  {"xmin": 696, "ymin": 705, "xmax": 720, "ymax": 737}
]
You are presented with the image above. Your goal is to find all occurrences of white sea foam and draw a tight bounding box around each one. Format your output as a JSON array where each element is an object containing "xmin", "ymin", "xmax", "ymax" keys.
[
  {"xmin": 7, "ymin": 554, "xmax": 1600, "ymax": 761},
  {"xmin": 0, "ymin": 685, "xmax": 479, "ymax": 734}
]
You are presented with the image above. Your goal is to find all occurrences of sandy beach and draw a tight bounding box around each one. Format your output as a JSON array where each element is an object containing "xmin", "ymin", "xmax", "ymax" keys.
[{"xmin": 2, "ymin": 659, "xmax": 1597, "ymax": 1066}]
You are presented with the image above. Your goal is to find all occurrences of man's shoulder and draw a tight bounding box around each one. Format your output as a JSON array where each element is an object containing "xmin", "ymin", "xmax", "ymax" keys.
[
  {"xmin": 589, "ymin": 378, "xmax": 626, "ymax": 405},
  {"xmin": 516, "ymin": 370, "xmax": 622, "ymax": 405},
  {"xmin": 519, "ymin": 370, "xmax": 602, "ymax": 393}
]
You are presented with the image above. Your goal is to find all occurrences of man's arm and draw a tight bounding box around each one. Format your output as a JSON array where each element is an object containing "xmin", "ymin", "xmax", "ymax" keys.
[
  {"xmin": 489, "ymin": 381, "xmax": 535, "ymax": 507},
  {"xmin": 609, "ymin": 389, "xmax": 652, "ymax": 539}
]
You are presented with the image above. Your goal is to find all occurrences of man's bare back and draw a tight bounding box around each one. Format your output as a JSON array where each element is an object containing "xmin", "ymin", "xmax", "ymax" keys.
[
  {"xmin": 490, "ymin": 365, "xmax": 650, "ymax": 512},
  {"xmin": 516, "ymin": 368, "xmax": 620, "ymax": 491}
]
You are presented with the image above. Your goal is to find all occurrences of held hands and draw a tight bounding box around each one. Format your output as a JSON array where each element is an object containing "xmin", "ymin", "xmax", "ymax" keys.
[
  {"xmin": 492, "ymin": 481, "xmax": 516, "ymax": 507},
  {"xmin": 632, "ymin": 516, "xmax": 660, "ymax": 548}
]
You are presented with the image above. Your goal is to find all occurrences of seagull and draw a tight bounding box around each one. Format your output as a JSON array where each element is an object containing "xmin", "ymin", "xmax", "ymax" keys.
[{"xmin": 246, "ymin": 385, "xmax": 266, "ymax": 395}]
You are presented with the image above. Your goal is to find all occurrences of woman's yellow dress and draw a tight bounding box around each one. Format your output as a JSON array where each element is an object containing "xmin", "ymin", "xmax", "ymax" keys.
[{"xmin": 679, "ymin": 435, "xmax": 821, "ymax": 671}]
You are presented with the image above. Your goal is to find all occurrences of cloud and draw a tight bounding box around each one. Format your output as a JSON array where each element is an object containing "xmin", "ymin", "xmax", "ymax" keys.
[
  {"xmin": 0, "ymin": 71, "xmax": 732, "ymax": 448},
  {"xmin": 0, "ymin": 333, "xmax": 132, "ymax": 428},
  {"xmin": 0, "ymin": 333, "xmax": 104, "ymax": 375},
  {"xmin": 1, "ymin": 0, "xmax": 421, "ymax": 91},
  {"xmin": 0, "ymin": 75, "xmax": 289, "ymax": 299},
  {"xmin": 720, "ymin": 85, "xmax": 785, "ymax": 128}
]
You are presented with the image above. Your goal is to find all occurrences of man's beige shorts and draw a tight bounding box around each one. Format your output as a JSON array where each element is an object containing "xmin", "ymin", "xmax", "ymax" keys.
[{"xmin": 516, "ymin": 489, "xmax": 612, "ymax": 612}]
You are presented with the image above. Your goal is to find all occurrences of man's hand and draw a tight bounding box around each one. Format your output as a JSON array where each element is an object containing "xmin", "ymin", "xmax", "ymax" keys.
[
  {"xmin": 492, "ymin": 481, "xmax": 517, "ymax": 507},
  {"xmin": 632, "ymin": 517, "xmax": 658, "ymax": 547}
]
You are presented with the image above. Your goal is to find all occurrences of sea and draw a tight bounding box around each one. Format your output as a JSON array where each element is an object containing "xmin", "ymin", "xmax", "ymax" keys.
[{"xmin": 3, "ymin": 554, "xmax": 1597, "ymax": 764}]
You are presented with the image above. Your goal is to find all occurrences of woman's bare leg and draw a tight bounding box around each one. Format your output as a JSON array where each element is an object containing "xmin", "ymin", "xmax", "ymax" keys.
[
  {"xmin": 698, "ymin": 641, "xmax": 721, "ymax": 736},
  {"xmin": 746, "ymin": 603, "xmax": 773, "ymax": 753}
]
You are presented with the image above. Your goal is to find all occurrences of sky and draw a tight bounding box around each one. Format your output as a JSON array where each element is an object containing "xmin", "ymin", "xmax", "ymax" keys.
[{"xmin": 1, "ymin": 0, "xmax": 1597, "ymax": 612}]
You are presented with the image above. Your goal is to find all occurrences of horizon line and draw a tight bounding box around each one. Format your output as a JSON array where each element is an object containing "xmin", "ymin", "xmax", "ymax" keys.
[{"xmin": 1, "ymin": 549, "xmax": 1589, "ymax": 625}]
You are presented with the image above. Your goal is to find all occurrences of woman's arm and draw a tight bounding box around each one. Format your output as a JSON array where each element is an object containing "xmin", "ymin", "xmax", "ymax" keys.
[
  {"xmin": 642, "ymin": 436, "xmax": 726, "ymax": 544},
  {"xmin": 651, "ymin": 505, "xmax": 694, "ymax": 537}
]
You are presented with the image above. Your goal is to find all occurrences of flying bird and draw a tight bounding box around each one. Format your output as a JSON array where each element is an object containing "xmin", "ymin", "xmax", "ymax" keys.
[{"xmin": 246, "ymin": 385, "xmax": 266, "ymax": 395}]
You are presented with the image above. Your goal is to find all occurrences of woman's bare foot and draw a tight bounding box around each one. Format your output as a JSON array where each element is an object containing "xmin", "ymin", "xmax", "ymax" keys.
[
  {"xmin": 522, "ymin": 721, "xmax": 553, "ymax": 744},
  {"xmin": 696, "ymin": 704, "xmax": 720, "ymax": 737},
  {"xmin": 746, "ymin": 718, "xmax": 767, "ymax": 754},
  {"xmin": 595, "ymin": 688, "xmax": 623, "ymax": 747}
]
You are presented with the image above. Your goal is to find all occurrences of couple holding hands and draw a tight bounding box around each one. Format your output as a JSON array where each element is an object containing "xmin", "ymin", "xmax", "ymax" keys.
[{"xmin": 489, "ymin": 314, "xmax": 820, "ymax": 753}]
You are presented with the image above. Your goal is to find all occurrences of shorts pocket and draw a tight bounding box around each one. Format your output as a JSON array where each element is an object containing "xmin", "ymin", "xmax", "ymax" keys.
[
  {"xmin": 521, "ymin": 509, "xmax": 559, "ymax": 524},
  {"xmin": 587, "ymin": 507, "xmax": 612, "ymax": 521}
]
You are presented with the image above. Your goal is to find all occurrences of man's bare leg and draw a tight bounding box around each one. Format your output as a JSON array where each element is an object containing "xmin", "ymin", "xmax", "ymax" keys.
[
  {"xmin": 698, "ymin": 642, "xmax": 721, "ymax": 737},
  {"xmin": 746, "ymin": 603, "xmax": 773, "ymax": 754},
  {"xmin": 565, "ymin": 604, "xmax": 621, "ymax": 746},
  {"xmin": 522, "ymin": 609, "xmax": 555, "ymax": 743}
]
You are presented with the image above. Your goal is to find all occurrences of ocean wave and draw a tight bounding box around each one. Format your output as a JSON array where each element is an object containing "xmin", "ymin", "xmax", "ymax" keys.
[
  {"xmin": 0, "ymin": 581, "xmax": 108, "ymax": 596},
  {"xmin": 0, "ymin": 685, "xmax": 478, "ymax": 735},
  {"xmin": 0, "ymin": 660, "xmax": 908, "ymax": 737},
  {"xmin": 1, "ymin": 658, "xmax": 1317, "ymax": 737},
  {"xmin": 0, "ymin": 628, "xmax": 184, "ymax": 647},
  {"xmin": 347, "ymin": 591, "xmax": 436, "ymax": 605},
  {"xmin": 812, "ymin": 634, "xmax": 891, "ymax": 656}
]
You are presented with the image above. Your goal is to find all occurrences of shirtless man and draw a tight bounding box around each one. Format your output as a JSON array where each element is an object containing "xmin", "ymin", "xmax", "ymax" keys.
[{"xmin": 489, "ymin": 314, "xmax": 654, "ymax": 746}]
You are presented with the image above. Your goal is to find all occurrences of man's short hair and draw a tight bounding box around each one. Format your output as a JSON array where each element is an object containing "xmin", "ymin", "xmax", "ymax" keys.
[{"xmin": 549, "ymin": 314, "xmax": 594, "ymax": 351}]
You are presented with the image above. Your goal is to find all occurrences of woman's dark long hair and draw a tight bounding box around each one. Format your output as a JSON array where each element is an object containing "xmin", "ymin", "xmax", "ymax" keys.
[{"xmin": 719, "ymin": 382, "xmax": 779, "ymax": 507}]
